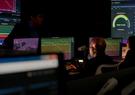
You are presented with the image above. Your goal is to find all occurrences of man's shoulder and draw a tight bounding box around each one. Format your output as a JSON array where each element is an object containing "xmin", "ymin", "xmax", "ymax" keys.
[
  {"xmin": 15, "ymin": 22, "xmax": 29, "ymax": 28},
  {"xmin": 104, "ymin": 55, "xmax": 112, "ymax": 59},
  {"xmin": 104, "ymin": 55, "xmax": 115, "ymax": 63}
]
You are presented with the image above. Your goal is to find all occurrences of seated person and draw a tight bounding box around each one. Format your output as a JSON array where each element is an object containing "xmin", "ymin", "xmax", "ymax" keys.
[
  {"xmin": 2, "ymin": 11, "xmax": 45, "ymax": 54},
  {"xmin": 121, "ymin": 42, "xmax": 129, "ymax": 60},
  {"xmin": 84, "ymin": 37, "xmax": 115, "ymax": 76},
  {"xmin": 120, "ymin": 36, "xmax": 135, "ymax": 69}
]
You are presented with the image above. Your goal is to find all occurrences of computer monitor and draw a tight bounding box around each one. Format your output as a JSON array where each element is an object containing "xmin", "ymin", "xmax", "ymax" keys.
[
  {"xmin": 111, "ymin": 0, "xmax": 135, "ymax": 38},
  {"xmin": 0, "ymin": 53, "xmax": 64, "ymax": 95},
  {"xmin": 105, "ymin": 38, "xmax": 121, "ymax": 57},
  {"xmin": 89, "ymin": 37, "xmax": 121, "ymax": 58},
  {"xmin": 41, "ymin": 37, "xmax": 74, "ymax": 60},
  {"xmin": 13, "ymin": 38, "xmax": 39, "ymax": 52},
  {"xmin": 0, "ymin": 0, "xmax": 20, "ymax": 45}
]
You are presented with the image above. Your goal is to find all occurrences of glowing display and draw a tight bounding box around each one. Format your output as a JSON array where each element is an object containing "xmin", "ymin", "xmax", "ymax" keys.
[
  {"xmin": 105, "ymin": 38, "xmax": 121, "ymax": 57},
  {"xmin": 0, "ymin": 0, "xmax": 16, "ymax": 12},
  {"xmin": 41, "ymin": 37, "xmax": 74, "ymax": 60},
  {"xmin": 112, "ymin": 14, "xmax": 130, "ymax": 28},
  {"xmin": 0, "ymin": 0, "xmax": 20, "ymax": 45},
  {"xmin": 111, "ymin": 2, "xmax": 135, "ymax": 38}
]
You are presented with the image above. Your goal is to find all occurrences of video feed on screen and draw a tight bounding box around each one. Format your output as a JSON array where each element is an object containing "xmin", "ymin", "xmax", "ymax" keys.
[
  {"xmin": 105, "ymin": 38, "xmax": 121, "ymax": 57},
  {"xmin": 13, "ymin": 38, "xmax": 39, "ymax": 52},
  {"xmin": 0, "ymin": 0, "xmax": 20, "ymax": 45},
  {"xmin": 41, "ymin": 37, "xmax": 74, "ymax": 60}
]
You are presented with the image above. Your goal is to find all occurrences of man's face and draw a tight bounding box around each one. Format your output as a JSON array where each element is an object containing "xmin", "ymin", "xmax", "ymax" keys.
[
  {"xmin": 122, "ymin": 43, "xmax": 129, "ymax": 59},
  {"xmin": 89, "ymin": 42, "xmax": 96, "ymax": 58},
  {"xmin": 31, "ymin": 15, "xmax": 44, "ymax": 27}
]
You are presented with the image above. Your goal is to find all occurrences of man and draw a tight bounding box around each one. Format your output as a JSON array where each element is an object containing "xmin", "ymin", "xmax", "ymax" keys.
[
  {"xmin": 3, "ymin": 12, "xmax": 45, "ymax": 54},
  {"xmin": 84, "ymin": 37, "xmax": 114, "ymax": 76},
  {"xmin": 120, "ymin": 36, "xmax": 135, "ymax": 69}
]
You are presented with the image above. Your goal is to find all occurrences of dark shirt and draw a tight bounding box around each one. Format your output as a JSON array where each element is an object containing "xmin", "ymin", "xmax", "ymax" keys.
[
  {"xmin": 3, "ymin": 22, "xmax": 41, "ymax": 53},
  {"xmin": 120, "ymin": 50, "xmax": 135, "ymax": 69},
  {"xmin": 84, "ymin": 54, "xmax": 114, "ymax": 76}
]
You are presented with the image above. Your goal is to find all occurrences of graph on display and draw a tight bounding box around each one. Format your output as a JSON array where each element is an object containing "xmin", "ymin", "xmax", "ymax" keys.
[
  {"xmin": 111, "ymin": 2, "xmax": 135, "ymax": 38},
  {"xmin": 0, "ymin": 0, "xmax": 20, "ymax": 45},
  {"xmin": 41, "ymin": 37, "xmax": 74, "ymax": 60},
  {"xmin": 105, "ymin": 38, "xmax": 121, "ymax": 57}
]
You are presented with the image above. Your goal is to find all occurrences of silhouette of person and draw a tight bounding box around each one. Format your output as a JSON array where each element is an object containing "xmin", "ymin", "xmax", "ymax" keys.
[
  {"xmin": 84, "ymin": 37, "xmax": 114, "ymax": 76},
  {"xmin": 2, "ymin": 11, "xmax": 45, "ymax": 54},
  {"xmin": 120, "ymin": 36, "xmax": 135, "ymax": 69}
]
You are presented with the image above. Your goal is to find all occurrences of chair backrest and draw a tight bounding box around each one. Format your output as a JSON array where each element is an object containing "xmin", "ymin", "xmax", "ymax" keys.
[
  {"xmin": 121, "ymin": 80, "xmax": 135, "ymax": 95},
  {"xmin": 97, "ymin": 77, "xmax": 118, "ymax": 95},
  {"xmin": 95, "ymin": 62, "xmax": 122, "ymax": 75}
]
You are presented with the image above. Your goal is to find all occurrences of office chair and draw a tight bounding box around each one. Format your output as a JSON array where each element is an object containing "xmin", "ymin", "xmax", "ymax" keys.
[
  {"xmin": 97, "ymin": 77, "xmax": 118, "ymax": 95},
  {"xmin": 121, "ymin": 80, "xmax": 135, "ymax": 95},
  {"xmin": 95, "ymin": 61, "xmax": 123, "ymax": 75}
]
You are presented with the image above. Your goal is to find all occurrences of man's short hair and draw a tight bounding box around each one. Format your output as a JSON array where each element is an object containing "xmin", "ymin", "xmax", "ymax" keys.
[{"xmin": 90, "ymin": 37, "xmax": 106, "ymax": 53}]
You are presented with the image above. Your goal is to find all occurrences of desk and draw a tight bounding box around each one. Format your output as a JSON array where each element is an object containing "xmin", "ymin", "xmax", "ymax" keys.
[{"xmin": 65, "ymin": 58, "xmax": 86, "ymax": 77}]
